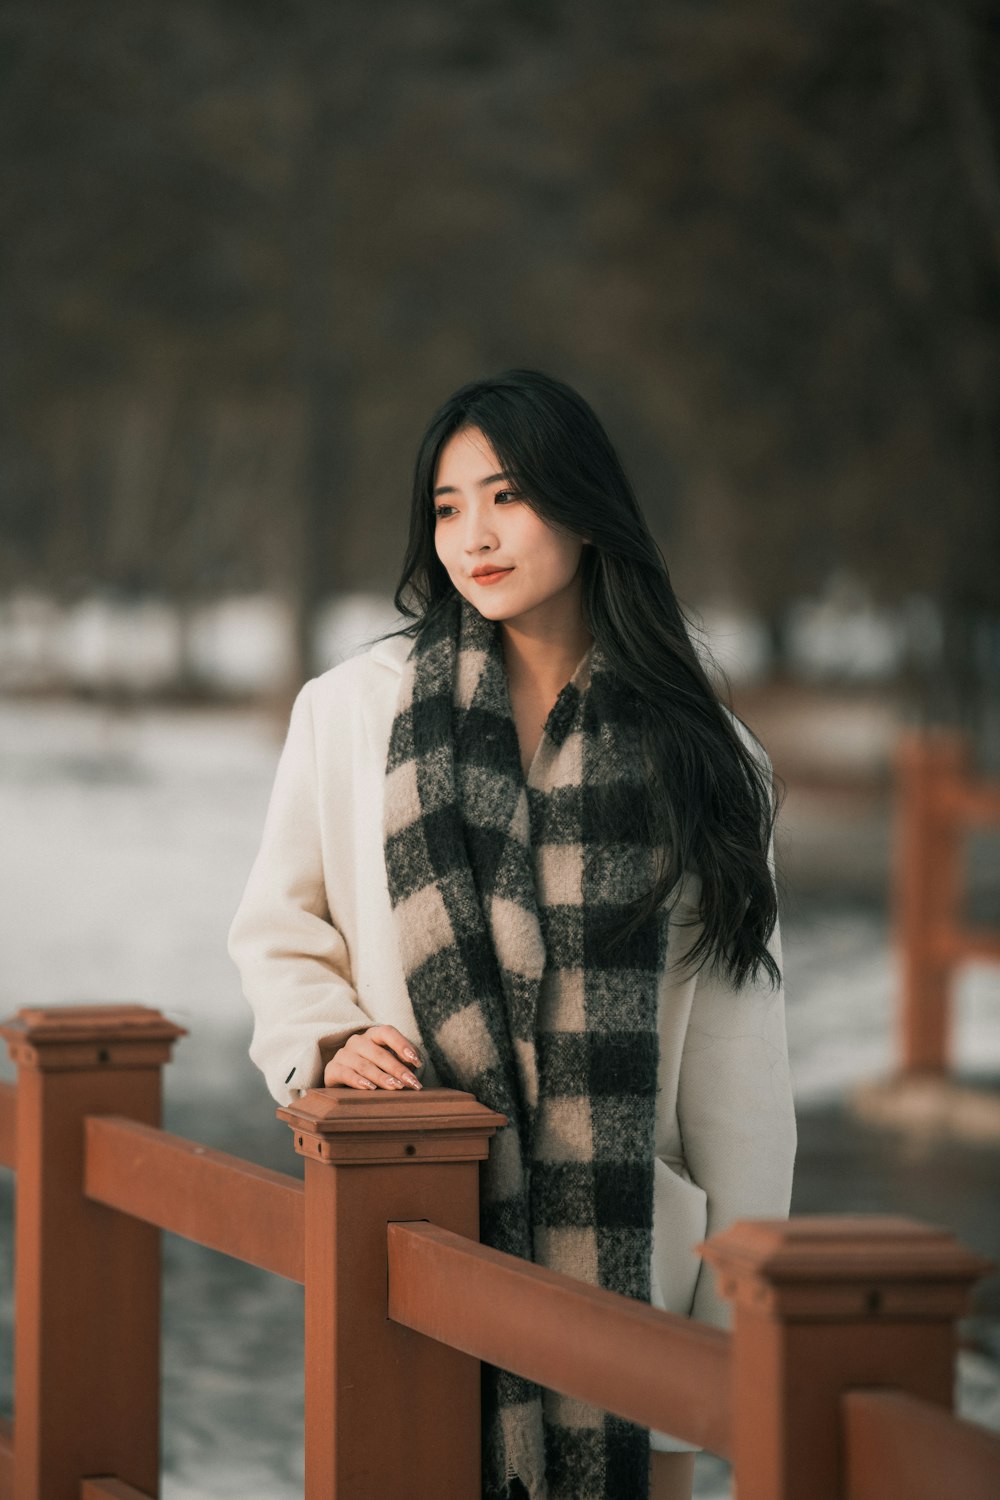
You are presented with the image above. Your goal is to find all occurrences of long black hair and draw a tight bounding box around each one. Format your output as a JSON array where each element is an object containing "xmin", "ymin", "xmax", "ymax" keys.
[{"xmin": 372, "ymin": 367, "xmax": 783, "ymax": 992}]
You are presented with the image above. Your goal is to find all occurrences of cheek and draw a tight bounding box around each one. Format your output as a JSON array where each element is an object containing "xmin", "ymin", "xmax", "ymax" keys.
[
  {"xmin": 435, "ymin": 527, "xmax": 464, "ymax": 583},
  {"xmin": 545, "ymin": 532, "xmax": 583, "ymax": 580},
  {"xmin": 514, "ymin": 509, "xmax": 556, "ymax": 562},
  {"xmin": 520, "ymin": 507, "xmax": 576, "ymax": 558}
]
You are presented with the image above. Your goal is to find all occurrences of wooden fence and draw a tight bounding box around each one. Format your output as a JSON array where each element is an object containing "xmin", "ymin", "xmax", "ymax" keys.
[
  {"xmin": 893, "ymin": 729, "xmax": 1000, "ymax": 1075},
  {"xmin": 0, "ymin": 1002, "xmax": 998, "ymax": 1499}
]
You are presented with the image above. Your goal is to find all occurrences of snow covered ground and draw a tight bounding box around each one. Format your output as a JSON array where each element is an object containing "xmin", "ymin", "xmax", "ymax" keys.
[
  {"xmin": 0, "ymin": 694, "xmax": 997, "ymax": 1498},
  {"xmin": 2, "ymin": 694, "xmax": 996, "ymax": 1103}
]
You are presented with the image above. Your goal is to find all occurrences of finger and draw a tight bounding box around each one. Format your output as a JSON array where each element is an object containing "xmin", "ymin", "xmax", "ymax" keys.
[
  {"xmin": 355, "ymin": 1041, "xmax": 422, "ymax": 1089},
  {"xmin": 324, "ymin": 1060, "xmax": 377, "ymax": 1091},
  {"xmin": 364, "ymin": 1027, "xmax": 422, "ymax": 1065},
  {"xmin": 367, "ymin": 1025, "xmax": 424, "ymax": 1068},
  {"xmin": 367, "ymin": 1061, "xmax": 409, "ymax": 1089}
]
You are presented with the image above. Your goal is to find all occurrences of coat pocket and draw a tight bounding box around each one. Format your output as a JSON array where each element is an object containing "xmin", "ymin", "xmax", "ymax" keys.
[{"xmin": 649, "ymin": 1155, "xmax": 708, "ymax": 1317}]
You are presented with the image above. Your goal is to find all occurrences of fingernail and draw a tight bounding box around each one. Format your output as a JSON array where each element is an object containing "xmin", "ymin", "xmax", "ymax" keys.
[{"xmin": 404, "ymin": 1049, "xmax": 420, "ymax": 1064}]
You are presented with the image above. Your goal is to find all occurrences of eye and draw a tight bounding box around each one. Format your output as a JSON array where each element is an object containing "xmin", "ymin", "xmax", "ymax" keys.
[{"xmin": 434, "ymin": 489, "xmax": 523, "ymax": 519}]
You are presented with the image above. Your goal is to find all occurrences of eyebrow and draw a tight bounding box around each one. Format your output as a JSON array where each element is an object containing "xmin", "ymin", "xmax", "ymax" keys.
[{"xmin": 432, "ymin": 471, "xmax": 511, "ymax": 499}]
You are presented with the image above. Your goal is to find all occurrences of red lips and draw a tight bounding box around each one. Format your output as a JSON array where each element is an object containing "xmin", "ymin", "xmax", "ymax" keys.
[{"xmin": 471, "ymin": 567, "xmax": 514, "ymax": 586}]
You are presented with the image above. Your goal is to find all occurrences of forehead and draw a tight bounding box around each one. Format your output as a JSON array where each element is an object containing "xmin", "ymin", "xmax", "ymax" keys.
[{"xmin": 435, "ymin": 426, "xmax": 501, "ymax": 480}]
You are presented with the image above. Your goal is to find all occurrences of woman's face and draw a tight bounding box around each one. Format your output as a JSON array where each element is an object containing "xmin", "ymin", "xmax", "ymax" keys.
[{"xmin": 432, "ymin": 426, "xmax": 587, "ymax": 627}]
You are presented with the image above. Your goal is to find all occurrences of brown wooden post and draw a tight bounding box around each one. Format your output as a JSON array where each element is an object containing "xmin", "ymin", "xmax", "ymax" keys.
[
  {"xmin": 700, "ymin": 1215, "xmax": 992, "ymax": 1500},
  {"xmin": 278, "ymin": 1086, "xmax": 507, "ymax": 1500},
  {"xmin": 893, "ymin": 731, "xmax": 967, "ymax": 1075},
  {"xmin": 0, "ymin": 1003, "xmax": 186, "ymax": 1500}
]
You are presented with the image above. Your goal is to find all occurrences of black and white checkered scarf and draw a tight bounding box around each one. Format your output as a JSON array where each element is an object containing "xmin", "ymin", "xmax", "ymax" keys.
[{"xmin": 382, "ymin": 589, "xmax": 664, "ymax": 1500}]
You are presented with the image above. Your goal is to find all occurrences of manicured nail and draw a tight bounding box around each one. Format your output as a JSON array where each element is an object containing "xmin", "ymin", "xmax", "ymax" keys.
[
  {"xmin": 404, "ymin": 1049, "xmax": 420, "ymax": 1064},
  {"xmin": 402, "ymin": 1073, "xmax": 420, "ymax": 1088}
]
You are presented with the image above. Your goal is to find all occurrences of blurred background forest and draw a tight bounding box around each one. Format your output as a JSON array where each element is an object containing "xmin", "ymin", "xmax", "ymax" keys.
[
  {"xmin": 1, "ymin": 0, "xmax": 999, "ymax": 742},
  {"xmin": 1, "ymin": 3, "xmax": 999, "ymax": 1497}
]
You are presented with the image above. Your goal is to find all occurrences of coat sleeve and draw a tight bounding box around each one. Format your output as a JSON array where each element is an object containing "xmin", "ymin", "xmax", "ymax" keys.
[
  {"xmin": 675, "ymin": 746, "xmax": 797, "ymax": 1330},
  {"xmin": 227, "ymin": 677, "xmax": 375, "ymax": 1106}
]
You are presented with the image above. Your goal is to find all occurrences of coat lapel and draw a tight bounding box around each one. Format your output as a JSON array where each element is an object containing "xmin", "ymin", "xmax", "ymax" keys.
[{"xmin": 358, "ymin": 631, "xmax": 413, "ymax": 772}]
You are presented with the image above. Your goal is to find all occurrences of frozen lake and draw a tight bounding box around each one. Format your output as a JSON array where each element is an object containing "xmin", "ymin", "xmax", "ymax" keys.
[{"xmin": 0, "ymin": 695, "xmax": 997, "ymax": 1498}]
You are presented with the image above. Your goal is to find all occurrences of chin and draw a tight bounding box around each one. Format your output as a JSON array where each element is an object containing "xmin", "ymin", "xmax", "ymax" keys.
[
  {"xmin": 456, "ymin": 584, "xmax": 516, "ymax": 616},
  {"xmin": 469, "ymin": 595, "xmax": 525, "ymax": 622}
]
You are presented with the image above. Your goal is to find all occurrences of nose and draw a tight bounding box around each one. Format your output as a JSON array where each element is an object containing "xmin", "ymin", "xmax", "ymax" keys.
[{"xmin": 461, "ymin": 503, "xmax": 500, "ymax": 555}]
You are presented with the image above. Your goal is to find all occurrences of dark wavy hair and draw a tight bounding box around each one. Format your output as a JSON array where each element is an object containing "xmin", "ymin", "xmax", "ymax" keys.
[{"xmin": 369, "ymin": 367, "xmax": 784, "ymax": 992}]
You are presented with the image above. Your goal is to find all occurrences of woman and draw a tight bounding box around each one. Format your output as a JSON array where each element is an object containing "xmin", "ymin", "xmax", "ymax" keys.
[{"xmin": 228, "ymin": 368, "xmax": 797, "ymax": 1500}]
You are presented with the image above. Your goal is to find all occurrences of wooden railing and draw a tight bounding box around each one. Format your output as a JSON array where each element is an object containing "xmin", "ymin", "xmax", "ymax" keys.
[
  {"xmin": 0, "ymin": 1002, "xmax": 998, "ymax": 1499},
  {"xmin": 843, "ymin": 1390, "xmax": 1000, "ymax": 1500},
  {"xmin": 384, "ymin": 1219, "xmax": 731, "ymax": 1457},
  {"xmin": 893, "ymin": 728, "xmax": 1000, "ymax": 1074}
]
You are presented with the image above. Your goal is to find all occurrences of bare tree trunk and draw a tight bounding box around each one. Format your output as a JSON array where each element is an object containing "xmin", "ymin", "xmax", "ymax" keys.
[{"xmin": 283, "ymin": 89, "xmax": 351, "ymax": 706}]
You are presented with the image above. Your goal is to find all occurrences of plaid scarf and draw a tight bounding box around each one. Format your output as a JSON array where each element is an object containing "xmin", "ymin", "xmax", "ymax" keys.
[{"xmin": 382, "ymin": 590, "xmax": 664, "ymax": 1500}]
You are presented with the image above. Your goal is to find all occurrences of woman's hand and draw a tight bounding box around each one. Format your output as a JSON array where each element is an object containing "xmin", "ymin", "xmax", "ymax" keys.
[{"xmin": 323, "ymin": 1025, "xmax": 424, "ymax": 1090}]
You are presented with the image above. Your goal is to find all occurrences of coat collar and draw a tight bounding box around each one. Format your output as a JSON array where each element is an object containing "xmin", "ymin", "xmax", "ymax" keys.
[
  {"xmin": 363, "ymin": 624, "xmax": 595, "ymax": 692},
  {"xmin": 365, "ymin": 631, "xmax": 415, "ymax": 675}
]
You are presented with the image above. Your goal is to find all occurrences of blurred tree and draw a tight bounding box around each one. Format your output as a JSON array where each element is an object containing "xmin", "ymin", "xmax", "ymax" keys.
[{"xmin": 0, "ymin": 0, "xmax": 996, "ymax": 726}]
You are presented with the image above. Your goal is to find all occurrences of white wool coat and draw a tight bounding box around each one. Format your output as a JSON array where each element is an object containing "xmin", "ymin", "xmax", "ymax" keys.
[{"xmin": 227, "ymin": 630, "xmax": 797, "ymax": 1453}]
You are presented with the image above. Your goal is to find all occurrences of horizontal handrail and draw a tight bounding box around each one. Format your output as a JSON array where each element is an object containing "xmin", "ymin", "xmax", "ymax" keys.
[
  {"xmin": 80, "ymin": 1480, "xmax": 155, "ymax": 1500},
  {"xmin": 843, "ymin": 1389, "xmax": 1000, "ymax": 1500},
  {"xmin": 934, "ymin": 927, "xmax": 1000, "ymax": 965},
  {"xmin": 0, "ymin": 1079, "xmax": 14, "ymax": 1170},
  {"xmin": 84, "ymin": 1115, "xmax": 304, "ymax": 1283},
  {"xmin": 387, "ymin": 1220, "xmax": 731, "ymax": 1457},
  {"xmin": 941, "ymin": 781, "xmax": 1000, "ymax": 825}
]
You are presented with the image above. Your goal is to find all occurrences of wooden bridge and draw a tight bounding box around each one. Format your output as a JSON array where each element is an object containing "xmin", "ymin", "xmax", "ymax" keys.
[
  {"xmin": 894, "ymin": 727, "xmax": 1000, "ymax": 1076},
  {"xmin": 0, "ymin": 1001, "xmax": 998, "ymax": 1499}
]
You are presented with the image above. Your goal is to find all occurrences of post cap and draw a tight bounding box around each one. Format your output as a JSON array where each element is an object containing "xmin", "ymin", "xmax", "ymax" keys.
[
  {"xmin": 278, "ymin": 1085, "xmax": 508, "ymax": 1165},
  {"xmin": 699, "ymin": 1215, "xmax": 994, "ymax": 1321},
  {"xmin": 0, "ymin": 1003, "xmax": 188, "ymax": 1072}
]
